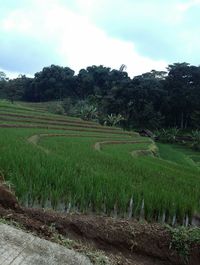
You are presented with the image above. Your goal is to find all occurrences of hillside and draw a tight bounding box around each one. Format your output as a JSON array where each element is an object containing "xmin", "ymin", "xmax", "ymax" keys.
[
  {"xmin": 0, "ymin": 100, "xmax": 200, "ymax": 264},
  {"xmin": 0, "ymin": 100, "xmax": 199, "ymax": 223}
]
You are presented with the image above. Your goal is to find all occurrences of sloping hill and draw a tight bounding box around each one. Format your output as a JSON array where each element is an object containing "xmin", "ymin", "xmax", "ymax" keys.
[{"xmin": 0, "ymin": 100, "xmax": 199, "ymax": 226}]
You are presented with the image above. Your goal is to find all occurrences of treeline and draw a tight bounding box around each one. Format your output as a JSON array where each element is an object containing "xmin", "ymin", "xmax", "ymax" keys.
[{"xmin": 0, "ymin": 62, "xmax": 200, "ymax": 129}]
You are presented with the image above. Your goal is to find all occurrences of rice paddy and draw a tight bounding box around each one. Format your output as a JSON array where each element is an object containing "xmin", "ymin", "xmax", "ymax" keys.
[{"xmin": 0, "ymin": 100, "xmax": 200, "ymax": 225}]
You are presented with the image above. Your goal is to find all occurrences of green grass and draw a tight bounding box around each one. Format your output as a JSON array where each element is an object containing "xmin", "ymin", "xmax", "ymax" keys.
[
  {"xmin": 0, "ymin": 114, "xmax": 123, "ymax": 131},
  {"xmin": 102, "ymin": 142, "xmax": 151, "ymax": 152},
  {"xmin": 0, "ymin": 100, "xmax": 200, "ymax": 224},
  {"xmin": 158, "ymin": 143, "xmax": 200, "ymax": 168}
]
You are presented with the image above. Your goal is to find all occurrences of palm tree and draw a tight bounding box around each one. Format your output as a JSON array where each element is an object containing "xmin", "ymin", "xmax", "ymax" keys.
[{"xmin": 119, "ymin": 64, "xmax": 127, "ymax": 72}]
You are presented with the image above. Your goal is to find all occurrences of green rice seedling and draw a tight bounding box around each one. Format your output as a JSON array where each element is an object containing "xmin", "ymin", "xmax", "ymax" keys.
[{"xmin": 0, "ymin": 100, "xmax": 199, "ymax": 223}]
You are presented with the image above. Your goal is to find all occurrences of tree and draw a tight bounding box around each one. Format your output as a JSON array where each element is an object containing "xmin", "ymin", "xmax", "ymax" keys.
[
  {"xmin": 5, "ymin": 75, "xmax": 32, "ymax": 103},
  {"xmin": 164, "ymin": 63, "xmax": 200, "ymax": 129},
  {"xmin": 0, "ymin": 72, "xmax": 8, "ymax": 98},
  {"xmin": 0, "ymin": 62, "xmax": 200, "ymax": 131},
  {"xmin": 0, "ymin": 71, "xmax": 7, "ymax": 81},
  {"xmin": 31, "ymin": 65, "xmax": 75, "ymax": 101},
  {"xmin": 119, "ymin": 64, "xmax": 127, "ymax": 72}
]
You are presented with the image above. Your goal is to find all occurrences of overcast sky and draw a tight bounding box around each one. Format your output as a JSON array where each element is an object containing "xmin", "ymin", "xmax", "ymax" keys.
[{"xmin": 0, "ymin": 0, "xmax": 200, "ymax": 78}]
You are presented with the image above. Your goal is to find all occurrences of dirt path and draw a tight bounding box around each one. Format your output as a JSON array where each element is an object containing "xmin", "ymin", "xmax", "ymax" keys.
[
  {"xmin": 94, "ymin": 140, "xmax": 150, "ymax": 151},
  {"xmin": 27, "ymin": 133, "xmax": 152, "ymax": 159},
  {"xmin": 0, "ymin": 223, "xmax": 92, "ymax": 265},
  {"xmin": 27, "ymin": 133, "xmax": 135, "ymax": 154},
  {"xmin": 1, "ymin": 205, "xmax": 199, "ymax": 265},
  {"xmin": 131, "ymin": 149, "xmax": 153, "ymax": 157},
  {"xmin": 27, "ymin": 134, "xmax": 50, "ymax": 154},
  {"xmin": 27, "ymin": 133, "xmax": 155, "ymax": 158},
  {"xmin": 0, "ymin": 206, "xmax": 170, "ymax": 265}
]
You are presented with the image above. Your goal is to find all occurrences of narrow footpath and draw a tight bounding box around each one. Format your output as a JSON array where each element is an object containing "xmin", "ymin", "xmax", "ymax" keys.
[{"xmin": 0, "ymin": 223, "xmax": 92, "ymax": 265}]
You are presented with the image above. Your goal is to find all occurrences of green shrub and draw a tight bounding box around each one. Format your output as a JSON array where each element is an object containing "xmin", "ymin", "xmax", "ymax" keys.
[
  {"xmin": 156, "ymin": 128, "xmax": 179, "ymax": 143},
  {"xmin": 168, "ymin": 226, "xmax": 200, "ymax": 263},
  {"xmin": 47, "ymin": 102, "xmax": 65, "ymax": 115},
  {"xmin": 191, "ymin": 130, "xmax": 200, "ymax": 151},
  {"xmin": 104, "ymin": 114, "xmax": 125, "ymax": 127},
  {"xmin": 61, "ymin": 98, "xmax": 73, "ymax": 114}
]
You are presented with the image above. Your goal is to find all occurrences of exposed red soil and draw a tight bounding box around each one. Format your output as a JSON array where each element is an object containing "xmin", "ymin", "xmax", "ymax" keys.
[
  {"xmin": 0, "ymin": 176, "xmax": 20, "ymax": 210},
  {"xmin": 0, "ymin": 123, "xmax": 132, "ymax": 135},
  {"xmin": 0, "ymin": 183, "xmax": 199, "ymax": 265},
  {"xmin": 0, "ymin": 186, "xmax": 19, "ymax": 210}
]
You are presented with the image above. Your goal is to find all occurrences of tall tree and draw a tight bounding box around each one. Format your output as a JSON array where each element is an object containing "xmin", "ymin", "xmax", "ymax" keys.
[
  {"xmin": 164, "ymin": 63, "xmax": 200, "ymax": 128},
  {"xmin": 32, "ymin": 65, "xmax": 75, "ymax": 101},
  {"xmin": 0, "ymin": 72, "xmax": 8, "ymax": 99}
]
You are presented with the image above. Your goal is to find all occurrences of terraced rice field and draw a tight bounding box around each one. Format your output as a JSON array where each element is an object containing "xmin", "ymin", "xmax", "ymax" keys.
[{"xmin": 0, "ymin": 100, "xmax": 200, "ymax": 225}]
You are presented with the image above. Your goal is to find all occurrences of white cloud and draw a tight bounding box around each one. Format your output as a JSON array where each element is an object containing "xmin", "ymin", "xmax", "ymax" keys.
[
  {"xmin": 0, "ymin": 68, "xmax": 28, "ymax": 79},
  {"xmin": 59, "ymin": 19, "xmax": 167, "ymax": 76},
  {"xmin": 177, "ymin": 0, "xmax": 200, "ymax": 12},
  {"xmin": 0, "ymin": 0, "xmax": 167, "ymax": 77},
  {"xmin": 2, "ymin": 10, "xmax": 32, "ymax": 33}
]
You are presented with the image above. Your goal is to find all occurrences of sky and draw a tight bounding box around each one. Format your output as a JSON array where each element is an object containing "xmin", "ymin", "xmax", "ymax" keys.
[{"xmin": 0, "ymin": 0, "xmax": 200, "ymax": 78}]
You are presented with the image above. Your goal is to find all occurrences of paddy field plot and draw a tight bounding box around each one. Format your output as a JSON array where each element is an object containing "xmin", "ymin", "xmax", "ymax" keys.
[{"xmin": 0, "ymin": 100, "xmax": 199, "ymax": 224}]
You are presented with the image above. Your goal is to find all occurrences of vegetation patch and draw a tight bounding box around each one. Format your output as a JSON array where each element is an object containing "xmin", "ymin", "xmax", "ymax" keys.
[
  {"xmin": 0, "ymin": 101, "xmax": 199, "ymax": 225},
  {"xmin": 168, "ymin": 225, "xmax": 200, "ymax": 263}
]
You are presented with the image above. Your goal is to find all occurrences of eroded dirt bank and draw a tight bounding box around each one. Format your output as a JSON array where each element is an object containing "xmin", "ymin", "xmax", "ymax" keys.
[
  {"xmin": 0, "ymin": 208, "xmax": 199, "ymax": 264},
  {"xmin": 0, "ymin": 181, "xmax": 199, "ymax": 265}
]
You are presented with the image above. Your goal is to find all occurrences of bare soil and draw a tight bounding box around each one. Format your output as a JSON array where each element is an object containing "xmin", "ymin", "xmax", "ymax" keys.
[
  {"xmin": 0, "ymin": 175, "xmax": 200, "ymax": 265},
  {"xmin": 0, "ymin": 183, "xmax": 199, "ymax": 265}
]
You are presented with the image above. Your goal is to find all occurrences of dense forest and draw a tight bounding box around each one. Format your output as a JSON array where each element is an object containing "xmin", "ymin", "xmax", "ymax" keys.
[{"xmin": 0, "ymin": 62, "xmax": 200, "ymax": 130}]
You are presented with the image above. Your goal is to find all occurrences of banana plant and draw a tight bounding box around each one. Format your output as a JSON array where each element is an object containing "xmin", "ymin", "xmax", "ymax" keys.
[
  {"xmin": 104, "ymin": 113, "xmax": 125, "ymax": 126},
  {"xmin": 80, "ymin": 105, "xmax": 98, "ymax": 121},
  {"xmin": 191, "ymin": 130, "xmax": 200, "ymax": 150}
]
